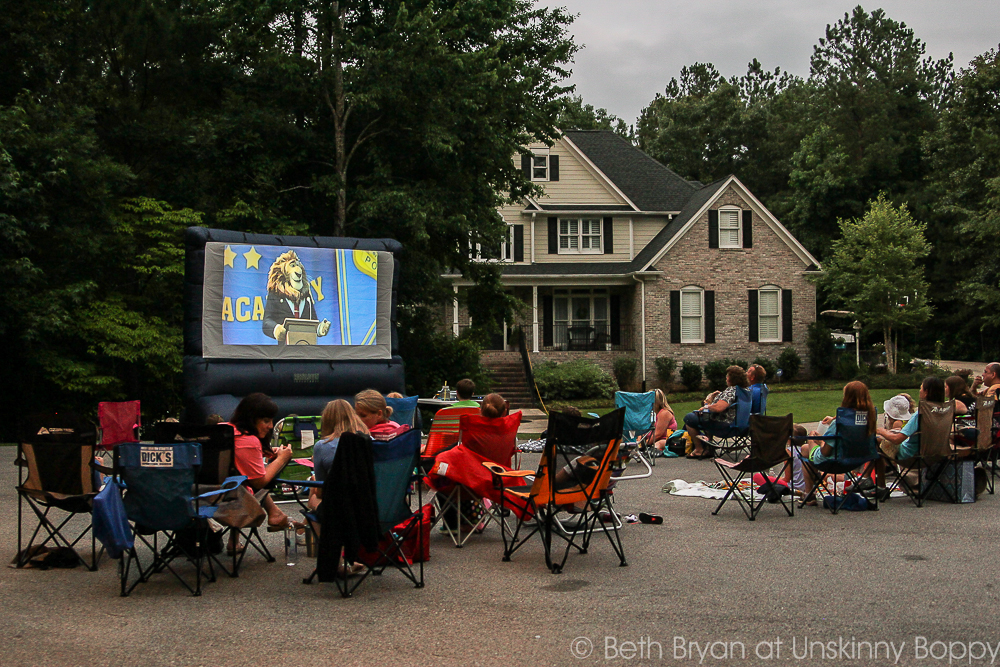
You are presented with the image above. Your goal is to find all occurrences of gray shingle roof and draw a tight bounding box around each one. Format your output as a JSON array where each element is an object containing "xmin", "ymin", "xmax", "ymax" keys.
[{"xmin": 562, "ymin": 130, "xmax": 698, "ymax": 212}]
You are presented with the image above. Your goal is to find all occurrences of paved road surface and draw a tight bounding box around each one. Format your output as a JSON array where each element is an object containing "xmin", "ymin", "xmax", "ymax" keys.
[{"xmin": 1, "ymin": 446, "xmax": 997, "ymax": 667}]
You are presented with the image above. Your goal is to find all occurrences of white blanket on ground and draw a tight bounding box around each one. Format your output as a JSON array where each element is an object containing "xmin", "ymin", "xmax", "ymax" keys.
[{"xmin": 661, "ymin": 479, "xmax": 737, "ymax": 500}]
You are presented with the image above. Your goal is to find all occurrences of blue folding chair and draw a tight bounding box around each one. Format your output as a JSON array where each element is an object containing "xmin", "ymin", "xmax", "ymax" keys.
[
  {"xmin": 615, "ymin": 391, "xmax": 656, "ymax": 466},
  {"xmin": 796, "ymin": 407, "xmax": 881, "ymax": 513},
  {"xmin": 385, "ymin": 395, "xmax": 420, "ymax": 429},
  {"xmin": 115, "ymin": 442, "xmax": 239, "ymax": 596},
  {"xmin": 751, "ymin": 384, "xmax": 769, "ymax": 415},
  {"xmin": 280, "ymin": 428, "xmax": 426, "ymax": 597},
  {"xmin": 707, "ymin": 386, "xmax": 753, "ymax": 459}
]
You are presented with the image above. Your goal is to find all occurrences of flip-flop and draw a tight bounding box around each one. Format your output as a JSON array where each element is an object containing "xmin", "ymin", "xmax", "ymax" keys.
[
  {"xmin": 267, "ymin": 517, "xmax": 304, "ymax": 532},
  {"xmin": 638, "ymin": 513, "xmax": 663, "ymax": 525}
]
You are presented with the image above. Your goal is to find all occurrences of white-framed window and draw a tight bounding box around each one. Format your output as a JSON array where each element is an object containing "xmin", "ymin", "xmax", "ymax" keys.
[
  {"xmin": 559, "ymin": 218, "xmax": 602, "ymax": 254},
  {"xmin": 532, "ymin": 149, "xmax": 550, "ymax": 181},
  {"xmin": 470, "ymin": 224, "xmax": 515, "ymax": 263},
  {"xmin": 758, "ymin": 286, "xmax": 781, "ymax": 342},
  {"xmin": 718, "ymin": 206, "xmax": 741, "ymax": 248},
  {"xmin": 680, "ymin": 287, "xmax": 704, "ymax": 343}
]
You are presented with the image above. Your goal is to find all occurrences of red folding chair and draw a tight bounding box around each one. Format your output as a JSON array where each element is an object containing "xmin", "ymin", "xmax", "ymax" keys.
[
  {"xmin": 98, "ymin": 401, "xmax": 141, "ymax": 450},
  {"xmin": 426, "ymin": 411, "xmax": 521, "ymax": 547},
  {"xmin": 421, "ymin": 406, "xmax": 482, "ymax": 462}
]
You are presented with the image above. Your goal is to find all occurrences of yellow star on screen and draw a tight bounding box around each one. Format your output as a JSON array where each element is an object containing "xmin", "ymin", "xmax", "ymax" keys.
[
  {"xmin": 243, "ymin": 246, "xmax": 262, "ymax": 270},
  {"xmin": 223, "ymin": 245, "xmax": 236, "ymax": 268}
]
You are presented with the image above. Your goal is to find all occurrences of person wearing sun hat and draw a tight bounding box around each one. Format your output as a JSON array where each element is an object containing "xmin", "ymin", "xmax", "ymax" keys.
[{"xmin": 881, "ymin": 395, "xmax": 913, "ymax": 430}]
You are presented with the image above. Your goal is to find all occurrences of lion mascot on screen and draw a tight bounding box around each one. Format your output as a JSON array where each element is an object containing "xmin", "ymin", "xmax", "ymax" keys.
[{"xmin": 262, "ymin": 250, "xmax": 331, "ymax": 342}]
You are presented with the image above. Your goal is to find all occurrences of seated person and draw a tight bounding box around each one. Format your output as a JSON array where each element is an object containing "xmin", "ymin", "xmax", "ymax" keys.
[
  {"xmin": 354, "ymin": 389, "xmax": 403, "ymax": 440},
  {"xmin": 452, "ymin": 379, "xmax": 480, "ymax": 408},
  {"xmin": 971, "ymin": 362, "xmax": 1000, "ymax": 399},
  {"xmin": 647, "ymin": 388, "xmax": 678, "ymax": 453},
  {"xmin": 881, "ymin": 395, "xmax": 912, "ymax": 431},
  {"xmin": 684, "ymin": 366, "xmax": 749, "ymax": 459},
  {"xmin": 799, "ymin": 381, "xmax": 877, "ymax": 501},
  {"xmin": 878, "ymin": 376, "xmax": 946, "ymax": 462},
  {"xmin": 945, "ymin": 375, "xmax": 976, "ymax": 415},
  {"xmin": 480, "ymin": 392, "xmax": 510, "ymax": 419},
  {"xmin": 223, "ymin": 393, "xmax": 298, "ymax": 550},
  {"xmin": 780, "ymin": 424, "xmax": 809, "ymax": 497}
]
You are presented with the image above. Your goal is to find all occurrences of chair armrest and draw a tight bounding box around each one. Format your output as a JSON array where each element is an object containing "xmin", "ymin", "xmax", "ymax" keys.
[
  {"xmin": 275, "ymin": 477, "xmax": 323, "ymax": 489},
  {"xmin": 90, "ymin": 460, "xmax": 115, "ymax": 475},
  {"xmin": 481, "ymin": 462, "xmax": 534, "ymax": 477},
  {"xmin": 197, "ymin": 477, "xmax": 247, "ymax": 499}
]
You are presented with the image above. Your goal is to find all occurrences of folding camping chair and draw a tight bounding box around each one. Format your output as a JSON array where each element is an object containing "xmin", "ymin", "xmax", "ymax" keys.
[
  {"xmin": 152, "ymin": 422, "xmax": 274, "ymax": 576},
  {"xmin": 486, "ymin": 408, "xmax": 627, "ymax": 574},
  {"xmin": 422, "ymin": 406, "xmax": 482, "ymax": 463},
  {"xmin": 751, "ymin": 384, "xmax": 769, "ymax": 415},
  {"xmin": 615, "ymin": 391, "xmax": 656, "ymax": 466},
  {"xmin": 706, "ymin": 386, "xmax": 753, "ymax": 460},
  {"xmin": 425, "ymin": 411, "xmax": 521, "ymax": 547},
  {"xmin": 797, "ymin": 407, "xmax": 881, "ymax": 514},
  {"xmin": 16, "ymin": 413, "xmax": 102, "ymax": 570},
  {"xmin": 981, "ymin": 399, "xmax": 1000, "ymax": 490},
  {"xmin": 713, "ymin": 414, "xmax": 794, "ymax": 521},
  {"xmin": 282, "ymin": 429, "xmax": 427, "ymax": 597},
  {"xmin": 98, "ymin": 401, "xmax": 141, "ymax": 450},
  {"xmin": 883, "ymin": 401, "xmax": 958, "ymax": 507},
  {"xmin": 115, "ymin": 442, "xmax": 230, "ymax": 596},
  {"xmin": 385, "ymin": 395, "xmax": 420, "ymax": 429}
]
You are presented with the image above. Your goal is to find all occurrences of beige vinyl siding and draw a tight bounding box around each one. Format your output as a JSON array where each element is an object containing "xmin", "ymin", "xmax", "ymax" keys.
[
  {"xmin": 498, "ymin": 203, "xmax": 524, "ymax": 226},
  {"xmin": 523, "ymin": 142, "xmax": 627, "ymax": 206},
  {"xmin": 631, "ymin": 218, "xmax": 669, "ymax": 258}
]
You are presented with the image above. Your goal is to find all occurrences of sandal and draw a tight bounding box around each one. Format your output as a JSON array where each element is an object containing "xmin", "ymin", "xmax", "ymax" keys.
[
  {"xmin": 226, "ymin": 542, "xmax": 246, "ymax": 556},
  {"xmin": 267, "ymin": 516, "xmax": 305, "ymax": 532},
  {"xmin": 638, "ymin": 512, "xmax": 663, "ymax": 525}
]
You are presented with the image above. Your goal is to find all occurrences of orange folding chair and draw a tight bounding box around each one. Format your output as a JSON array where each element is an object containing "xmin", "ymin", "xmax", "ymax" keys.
[{"xmin": 485, "ymin": 408, "xmax": 627, "ymax": 574}]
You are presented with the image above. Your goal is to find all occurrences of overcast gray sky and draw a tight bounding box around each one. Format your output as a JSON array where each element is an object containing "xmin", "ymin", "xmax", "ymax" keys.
[{"xmin": 546, "ymin": 0, "xmax": 999, "ymax": 124}]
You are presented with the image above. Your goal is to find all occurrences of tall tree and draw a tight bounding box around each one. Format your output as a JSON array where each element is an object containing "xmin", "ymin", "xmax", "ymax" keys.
[
  {"xmin": 818, "ymin": 194, "xmax": 932, "ymax": 373},
  {"xmin": 924, "ymin": 46, "xmax": 1000, "ymax": 359},
  {"xmin": 557, "ymin": 95, "xmax": 632, "ymax": 140}
]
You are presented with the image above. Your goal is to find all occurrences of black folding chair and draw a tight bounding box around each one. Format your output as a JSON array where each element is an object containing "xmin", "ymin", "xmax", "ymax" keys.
[
  {"xmin": 712, "ymin": 414, "xmax": 794, "ymax": 521},
  {"xmin": 152, "ymin": 422, "xmax": 274, "ymax": 576},
  {"xmin": 15, "ymin": 413, "xmax": 103, "ymax": 570},
  {"xmin": 706, "ymin": 387, "xmax": 753, "ymax": 460},
  {"xmin": 954, "ymin": 399, "xmax": 994, "ymax": 494},
  {"xmin": 884, "ymin": 401, "xmax": 958, "ymax": 507}
]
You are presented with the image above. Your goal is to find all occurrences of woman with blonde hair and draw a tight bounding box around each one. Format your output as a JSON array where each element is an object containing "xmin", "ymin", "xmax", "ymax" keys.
[
  {"xmin": 354, "ymin": 389, "xmax": 400, "ymax": 438},
  {"xmin": 649, "ymin": 388, "xmax": 678, "ymax": 454}
]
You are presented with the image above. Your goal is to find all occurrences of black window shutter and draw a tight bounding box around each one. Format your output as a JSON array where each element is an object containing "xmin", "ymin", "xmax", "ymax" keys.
[
  {"xmin": 543, "ymin": 295, "xmax": 553, "ymax": 347},
  {"xmin": 549, "ymin": 155, "xmax": 559, "ymax": 181},
  {"xmin": 708, "ymin": 210, "xmax": 719, "ymax": 249},
  {"xmin": 547, "ymin": 217, "xmax": 558, "ymax": 254},
  {"xmin": 610, "ymin": 294, "xmax": 621, "ymax": 345},
  {"xmin": 521, "ymin": 154, "xmax": 530, "ymax": 179},
  {"xmin": 513, "ymin": 225, "xmax": 524, "ymax": 262},
  {"xmin": 705, "ymin": 291, "xmax": 716, "ymax": 344},
  {"xmin": 603, "ymin": 216, "xmax": 613, "ymax": 254},
  {"xmin": 782, "ymin": 289, "xmax": 793, "ymax": 342},
  {"xmin": 670, "ymin": 291, "xmax": 681, "ymax": 344},
  {"xmin": 742, "ymin": 210, "xmax": 753, "ymax": 248},
  {"xmin": 748, "ymin": 290, "xmax": 759, "ymax": 342}
]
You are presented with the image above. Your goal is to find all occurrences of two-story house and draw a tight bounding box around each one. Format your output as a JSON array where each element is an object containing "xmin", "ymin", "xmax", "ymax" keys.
[{"xmin": 446, "ymin": 129, "xmax": 820, "ymax": 389}]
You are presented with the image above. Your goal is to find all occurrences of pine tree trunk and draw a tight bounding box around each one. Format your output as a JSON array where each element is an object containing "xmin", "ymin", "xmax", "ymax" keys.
[
  {"xmin": 331, "ymin": 2, "xmax": 347, "ymax": 237},
  {"xmin": 884, "ymin": 324, "xmax": 896, "ymax": 374}
]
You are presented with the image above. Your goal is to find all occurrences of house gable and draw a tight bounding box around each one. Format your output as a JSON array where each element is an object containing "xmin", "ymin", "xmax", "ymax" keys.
[{"xmin": 524, "ymin": 137, "xmax": 631, "ymax": 209}]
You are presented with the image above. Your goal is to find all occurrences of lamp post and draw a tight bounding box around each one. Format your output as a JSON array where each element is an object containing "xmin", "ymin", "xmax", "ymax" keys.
[{"xmin": 853, "ymin": 320, "xmax": 861, "ymax": 367}]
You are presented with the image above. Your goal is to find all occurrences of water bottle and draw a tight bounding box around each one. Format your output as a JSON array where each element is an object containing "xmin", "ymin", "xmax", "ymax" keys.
[{"xmin": 285, "ymin": 525, "xmax": 297, "ymax": 566}]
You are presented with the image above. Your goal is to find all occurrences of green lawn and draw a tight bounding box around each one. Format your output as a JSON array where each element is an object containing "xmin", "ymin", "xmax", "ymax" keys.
[{"xmin": 572, "ymin": 388, "xmax": 907, "ymax": 424}]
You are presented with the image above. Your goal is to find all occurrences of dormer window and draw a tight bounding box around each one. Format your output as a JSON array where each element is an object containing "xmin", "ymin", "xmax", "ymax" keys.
[
  {"xmin": 718, "ymin": 207, "xmax": 741, "ymax": 248},
  {"xmin": 532, "ymin": 149, "xmax": 550, "ymax": 181}
]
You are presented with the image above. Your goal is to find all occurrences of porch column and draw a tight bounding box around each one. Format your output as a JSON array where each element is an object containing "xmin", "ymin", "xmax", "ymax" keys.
[
  {"xmin": 532, "ymin": 285, "xmax": 539, "ymax": 353},
  {"xmin": 452, "ymin": 284, "xmax": 459, "ymax": 337},
  {"xmin": 640, "ymin": 277, "xmax": 647, "ymax": 388}
]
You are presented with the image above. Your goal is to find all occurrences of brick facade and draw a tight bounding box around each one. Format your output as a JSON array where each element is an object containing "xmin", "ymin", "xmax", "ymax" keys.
[{"xmin": 638, "ymin": 185, "xmax": 815, "ymax": 382}]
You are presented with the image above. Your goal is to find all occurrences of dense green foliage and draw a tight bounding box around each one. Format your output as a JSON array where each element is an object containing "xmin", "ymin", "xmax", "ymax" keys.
[
  {"xmin": 0, "ymin": 0, "xmax": 576, "ymax": 435},
  {"xmin": 533, "ymin": 359, "xmax": 617, "ymax": 401},
  {"xmin": 807, "ymin": 321, "xmax": 838, "ymax": 378},
  {"xmin": 636, "ymin": 6, "xmax": 999, "ymax": 361},
  {"xmin": 679, "ymin": 361, "xmax": 702, "ymax": 391},
  {"xmin": 612, "ymin": 356, "xmax": 639, "ymax": 390},
  {"xmin": 777, "ymin": 346, "xmax": 802, "ymax": 380},
  {"xmin": 654, "ymin": 356, "xmax": 677, "ymax": 387}
]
